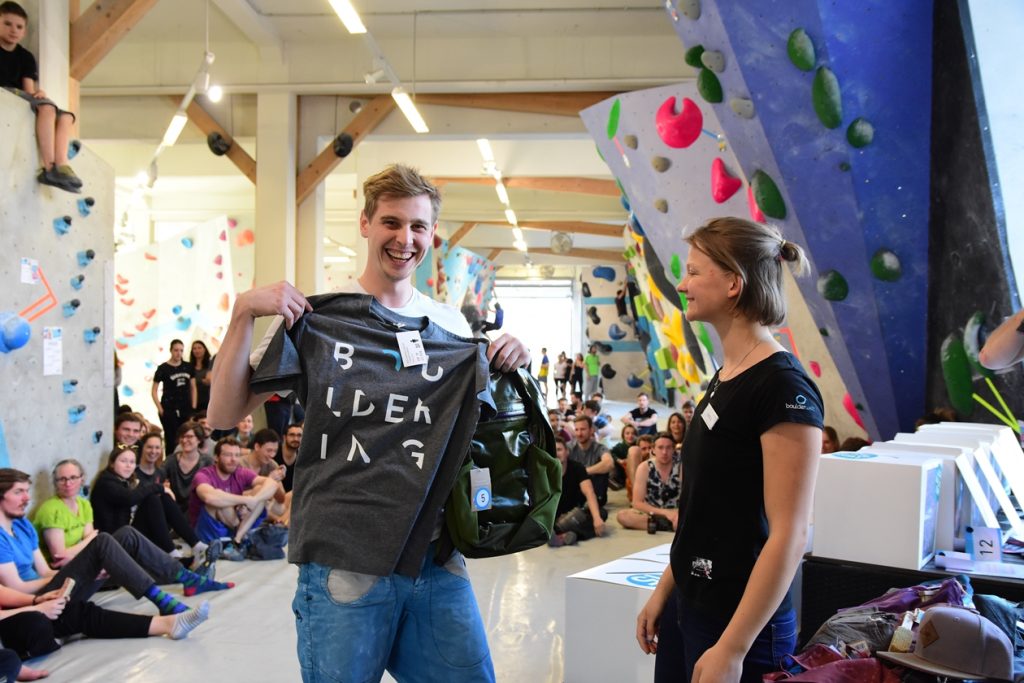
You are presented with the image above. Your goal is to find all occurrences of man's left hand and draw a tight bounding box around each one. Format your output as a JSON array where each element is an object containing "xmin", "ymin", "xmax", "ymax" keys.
[{"xmin": 486, "ymin": 334, "xmax": 531, "ymax": 373}]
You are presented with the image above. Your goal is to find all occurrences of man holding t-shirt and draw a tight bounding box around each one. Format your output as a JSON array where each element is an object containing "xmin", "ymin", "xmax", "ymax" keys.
[{"xmin": 207, "ymin": 165, "xmax": 529, "ymax": 682}]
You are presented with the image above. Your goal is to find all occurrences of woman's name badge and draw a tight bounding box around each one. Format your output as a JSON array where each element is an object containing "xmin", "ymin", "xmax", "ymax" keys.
[{"xmin": 701, "ymin": 403, "xmax": 720, "ymax": 431}]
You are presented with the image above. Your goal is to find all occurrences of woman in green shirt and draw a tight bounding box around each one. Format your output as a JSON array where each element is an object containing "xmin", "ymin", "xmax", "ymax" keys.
[{"xmin": 32, "ymin": 460, "xmax": 96, "ymax": 567}]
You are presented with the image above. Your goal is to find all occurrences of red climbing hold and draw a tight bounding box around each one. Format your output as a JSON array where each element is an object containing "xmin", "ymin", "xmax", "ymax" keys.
[
  {"xmin": 116, "ymin": 274, "xmax": 129, "ymax": 285},
  {"xmin": 842, "ymin": 393, "xmax": 866, "ymax": 431},
  {"xmin": 115, "ymin": 284, "xmax": 128, "ymax": 296},
  {"xmin": 213, "ymin": 254, "xmax": 223, "ymax": 265},
  {"xmin": 809, "ymin": 360, "xmax": 821, "ymax": 377},
  {"xmin": 711, "ymin": 158, "xmax": 742, "ymax": 203},
  {"xmin": 747, "ymin": 185, "xmax": 765, "ymax": 222},
  {"xmin": 656, "ymin": 96, "xmax": 702, "ymax": 149},
  {"xmin": 142, "ymin": 309, "xmax": 156, "ymax": 319}
]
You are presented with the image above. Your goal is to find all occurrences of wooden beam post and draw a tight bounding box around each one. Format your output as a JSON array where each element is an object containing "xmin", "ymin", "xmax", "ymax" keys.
[
  {"xmin": 432, "ymin": 176, "xmax": 619, "ymax": 197},
  {"xmin": 179, "ymin": 98, "xmax": 258, "ymax": 184},
  {"xmin": 70, "ymin": 0, "xmax": 159, "ymax": 81},
  {"xmin": 295, "ymin": 95, "xmax": 395, "ymax": 206},
  {"xmin": 447, "ymin": 222, "xmax": 477, "ymax": 246},
  {"xmin": 486, "ymin": 248, "xmax": 504, "ymax": 261}
]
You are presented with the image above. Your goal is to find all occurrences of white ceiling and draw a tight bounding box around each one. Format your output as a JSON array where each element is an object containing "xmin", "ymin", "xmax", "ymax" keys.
[{"xmin": 77, "ymin": 0, "xmax": 695, "ymax": 268}]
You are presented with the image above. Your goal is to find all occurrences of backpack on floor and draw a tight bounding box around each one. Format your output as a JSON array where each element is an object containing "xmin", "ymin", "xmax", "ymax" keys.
[
  {"xmin": 444, "ymin": 368, "xmax": 562, "ymax": 558},
  {"xmin": 246, "ymin": 524, "xmax": 288, "ymax": 561}
]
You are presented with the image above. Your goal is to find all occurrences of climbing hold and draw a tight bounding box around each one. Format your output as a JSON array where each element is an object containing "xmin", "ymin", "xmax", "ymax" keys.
[
  {"xmin": 67, "ymin": 405, "xmax": 87, "ymax": 425},
  {"xmin": 870, "ymin": 248, "xmax": 901, "ymax": 281},
  {"xmin": 236, "ymin": 229, "xmax": 255, "ymax": 247},
  {"xmin": 219, "ymin": 293, "xmax": 230, "ymax": 312},
  {"xmin": 70, "ymin": 275, "xmax": 85, "ymax": 290},
  {"xmin": 213, "ymin": 254, "xmax": 223, "ymax": 266},
  {"xmin": 623, "ymin": 134, "xmax": 638, "ymax": 150},
  {"xmin": 654, "ymin": 347, "xmax": 673, "ymax": 370},
  {"xmin": 842, "ymin": 393, "xmax": 866, "ymax": 431},
  {"xmin": 670, "ymin": 253, "xmax": 681, "ymax": 280},
  {"xmin": 729, "ymin": 97, "xmax": 754, "ymax": 119},
  {"xmin": 592, "ymin": 266, "xmax": 615, "ymax": 282},
  {"xmin": 53, "ymin": 216, "xmax": 72, "ymax": 236},
  {"xmin": 655, "ymin": 96, "xmax": 702, "ymax": 148},
  {"xmin": 654, "ymin": 199, "xmax": 669, "ymax": 213},
  {"xmin": 700, "ymin": 50, "xmax": 725, "ymax": 73},
  {"xmin": 332, "ymin": 132, "xmax": 353, "ymax": 158},
  {"xmin": 697, "ymin": 69, "xmax": 723, "ymax": 103},
  {"xmin": 181, "ymin": 237, "xmax": 194, "ymax": 249},
  {"xmin": 175, "ymin": 316, "xmax": 192, "ymax": 330},
  {"xmin": 142, "ymin": 309, "xmax": 156, "ymax": 319},
  {"xmin": 135, "ymin": 321, "xmax": 148, "ymax": 332},
  {"xmin": 684, "ymin": 45, "xmax": 705, "ymax": 68},
  {"xmin": 92, "ymin": 431, "xmax": 103, "ymax": 444},
  {"xmin": 68, "ymin": 139, "xmax": 82, "ymax": 159},
  {"xmin": 582, "ymin": 282, "xmax": 592, "ymax": 298},
  {"xmin": 711, "ymin": 158, "xmax": 742, "ymax": 203},
  {"xmin": 652, "ymin": 156, "xmax": 672, "ymax": 172},
  {"xmin": 839, "ymin": 161, "xmax": 851, "ymax": 172},
  {"xmin": 817, "ymin": 270, "xmax": 849, "ymax": 301},
  {"xmin": 963, "ymin": 311, "xmax": 995, "ymax": 380},
  {"xmin": 607, "ymin": 99, "xmax": 622, "ymax": 138},
  {"xmin": 587, "ymin": 306, "xmax": 601, "ymax": 325},
  {"xmin": 609, "ymin": 324, "xmax": 627, "ymax": 341},
  {"xmin": 83, "ymin": 327, "xmax": 101, "ymax": 344},
  {"xmin": 63, "ymin": 379, "xmax": 78, "ymax": 394},
  {"xmin": 620, "ymin": 193, "xmax": 631, "ymax": 212},
  {"xmin": 819, "ymin": 327, "xmax": 829, "ymax": 337},
  {"xmin": 0, "ymin": 313, "xmax": 31, "ymax": 353},
  {"xmin": 62, "ymin": 299, "xmax": 81, "ymax": 318},
  {"xmin": 77, "ymin": 197, "xmax": 95, "ymax": 217},
  {"xmin": 172, "ymin": 305, "xmax": 182, "ymax": 315},
  {"xmin": 809, "ymin": 361, "xmax": 822, "ymax": 377},
  {"xmin": 747, "ymin": 185, "xmax": 766, "ymax": 222},
  {"xmin": 751, "ymin": 170, "xmax": 786, "ymax": 219},
  {"xmin": 678, "ymin": 0, "xmax": 700, "ymax": 20},
  {"xmin": 594, "ymin": 342, "xmax": 613, "ymax": 354},
  {"xmin": 846, "ymin": 117, "xmax": 875, "ymax": 148},
  {"xmin": 626, "ymin": 374, "xmax": 645, "ymax": 389},
  {"xmin": 600, "ymin": 364, "xmax": 617, "ymax": 380},
  {"xmin": 812, "ymin": 67, "xmax": 843, "ymax": 129},
  {"xmin": 218, "ymin": 230, "xmax": 227, "ymax": 241},
  {"xmin": 76, "ymin": 249, "xmax": 95, "ymax": 267},
  {"xmin": 940, "ymin": 333, "xmax": 974, "ymax": 415},
  {"xmin": 787, "ymin": 28, "xmax": 816, "ymax": 71}
]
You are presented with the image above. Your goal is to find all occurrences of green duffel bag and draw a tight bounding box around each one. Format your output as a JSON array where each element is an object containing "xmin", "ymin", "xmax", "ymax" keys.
[{"xmin": 443, "ymin": 368, "xmax": 562, "ymax": 558}]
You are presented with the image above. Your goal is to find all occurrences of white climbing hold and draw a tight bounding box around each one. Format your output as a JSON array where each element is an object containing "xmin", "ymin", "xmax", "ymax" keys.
[
  {"xmin": 729, "ymin": 97, "xmax": 755, "ymax": 119},
  {"xmin": 700, "ymin": 50, "xmax": 725, "ymax": 73}
]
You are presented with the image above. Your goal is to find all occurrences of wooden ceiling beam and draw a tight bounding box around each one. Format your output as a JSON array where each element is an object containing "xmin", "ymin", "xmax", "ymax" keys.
[
  {"xmin": 432, "ymin": 176, "xmax": 619, "ymax": 197},
  {"xmin": 486, "ymin": 248, "xmax": 504, "ymax": 261},
  {"xmin": 447, "ymin": 222, "xmax": 477, "ymax": 247},
  {"xmin": 481, "ymin": 247, "xmax": 622, "ymax": 262},
  {"xmin": 70, "ymin": 0, "xmax": 159, "ymax": 81},
  {"xmin": 478, "ymin": 221, "xmax": 623, "ymax": 238},
  {"xmin": 413, "ymin": 92, "xmax": 618, "ymax": 117},
  {"xmin": 180, "ymin": 98, "xmax": 257, "ymax": 185},
  {"xmin": 295, "ymin": 95, "xmax": 395, "ymax": 205}
]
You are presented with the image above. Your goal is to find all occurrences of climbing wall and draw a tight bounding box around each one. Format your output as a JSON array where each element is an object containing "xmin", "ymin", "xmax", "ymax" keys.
[
  {"xmin": 655, "ymin": 0, "xmax": 934, "ymax": 439},
  {"xmin": 113, "ymin": 215, "xmax": 254, "ymax": 428},
  {"xmin": 415, "ymin": 235, "xmax": 496, "ymax": 332},
  {"xmin": 0, "ymin": 91, "xmax": 115, "ymax": 484},
  {"xmin": 580, "ymin": 262, "xmax": 649, "ymax": 402}
]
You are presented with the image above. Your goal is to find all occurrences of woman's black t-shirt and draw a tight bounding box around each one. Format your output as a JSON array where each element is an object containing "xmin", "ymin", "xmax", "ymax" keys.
[
  {"xmin": 670, "ymin": 351, "xmax": 823, "ymax": 621},
  {"xmin": 154, "ymin": 361, "xmax": 194, "ymax": 407}
]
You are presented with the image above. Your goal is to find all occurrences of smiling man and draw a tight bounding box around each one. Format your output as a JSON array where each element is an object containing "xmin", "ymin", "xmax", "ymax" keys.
[{"xmin": 208, "ymin": 164, "xmax": 530, "ymax": 682}]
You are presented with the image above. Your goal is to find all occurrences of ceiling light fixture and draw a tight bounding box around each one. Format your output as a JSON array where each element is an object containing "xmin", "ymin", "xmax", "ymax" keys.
[
  {"xmin": 504, "ymin": 208, "xmax": 518, "ymax": 225},
  {"xmin": 391, "ymin": 87, "xmax": 429, "ymax": 133},
  {"xmin": 495, "ymin": 182, "xmax": 509, "ymax": 205},
  {"xmin": 328, "ymin": 0, "xmax": 367, "ymax": 34},
  {"xmin": 477, "ymin": 138, "xmax": 494, "ymax": 163},
  {"xmin": 324, "ymin": 255, "xmax": 352, "ymax": 264},
  {"xmin": 512, "ymin": 226, "xmax": 524, "ymax": 241}
]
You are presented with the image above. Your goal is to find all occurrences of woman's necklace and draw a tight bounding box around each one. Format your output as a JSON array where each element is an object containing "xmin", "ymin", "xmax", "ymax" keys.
[{"xmin": 709, "ymin": 339, "xmax": 764, "ymax": 397}]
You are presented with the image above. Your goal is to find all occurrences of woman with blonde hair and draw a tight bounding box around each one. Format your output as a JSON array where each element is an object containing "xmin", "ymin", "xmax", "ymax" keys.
[{"xmin": 636, "ymin": 218, "xmax": 823, "ymax": 682}]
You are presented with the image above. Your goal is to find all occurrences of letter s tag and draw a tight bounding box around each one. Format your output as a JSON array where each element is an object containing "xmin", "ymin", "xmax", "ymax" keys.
[{"xmin": 470, "ymin": 468, "xmax": 492, "ymax": 511}]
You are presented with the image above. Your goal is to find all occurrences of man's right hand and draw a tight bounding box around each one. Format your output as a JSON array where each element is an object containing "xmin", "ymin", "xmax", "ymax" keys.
[{"xmin": 235, "ymin": 281, "xmax": 312, "ymax": 329}]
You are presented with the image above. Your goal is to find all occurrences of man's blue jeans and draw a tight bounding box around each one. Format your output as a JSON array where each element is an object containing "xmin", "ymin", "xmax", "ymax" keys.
[{"xmin": 292, "ymin": 549, "xmax": 495, "ymax": 683}]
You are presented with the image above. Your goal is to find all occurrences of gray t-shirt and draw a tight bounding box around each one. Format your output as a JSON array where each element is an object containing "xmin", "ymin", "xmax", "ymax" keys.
[{"xmin": 251, "ymin": 292, "xmax": 492, "ymax": 577}]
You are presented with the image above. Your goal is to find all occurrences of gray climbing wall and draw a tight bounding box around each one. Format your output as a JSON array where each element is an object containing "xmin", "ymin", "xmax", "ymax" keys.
[
  {"xmin": 0, "ymin": 91, "xmax": 114, "ymax": 492},
  {"xmin": 581, "ymin": 262, "xmax": 647, "ymax": 403}
]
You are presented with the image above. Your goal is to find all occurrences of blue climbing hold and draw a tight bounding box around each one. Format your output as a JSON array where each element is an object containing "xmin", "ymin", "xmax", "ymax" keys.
[
  {"xmin": 629, "ymin": 214, "xmax": 645, "ymax": 237},
  {"xmin": 122, "ymin": 386, "xmax": 135, "ymax": 397},
  {"xmin": 70, "ymin": 275, "xmax": 85, "ymax": 290},
  {"xmin": 620, "ymin": 194, "xmax": 631, "ymax": 212},
  {"xmin": 175, "ymin": 316, "xmax": 192, "ymax": 330},
  {"xmin": 609, "ymin": 323, "xmax": 627, "ymax": 340},
  {"xmin": 181, "ymin": 237, "xmax": 194, "ymax": 249},
  {"xmin": 76, "ymin": 250, "xmax": 95, "ymax": 267},
  {"xmin": 92, "ymin": 430, "xmax": 103, "ymax": 444},
  {"xmin": 0, "ymin": 313, "xmax": 31, "ymax": 353},
  {"xmin": 77, "ymin": 197, "xmax": 95, "ymax": 217},
  {"xmin": 62, "ymin": 299, "xmax": 81, "ymax": 318},
  {"xmin": 53, "ymin": 216, "xmax": 71, "ymax": 236},
  {"xmin": 67, "ymin": 405, "xmax": 86, "ymax": 424},
  {"xmin": 83, "ymin": 327, "xmax": 100, "ymax": 344},
  {"xmin": 627, "ymin": 374, "xmax": 645, "ymax": 389},
  {"xmin": 63, "ymin": 379, "xmax": 78, "ymax": 394},
  {"xmin": 592, "ymin": 266, "xmax": 616, "ymax": 282},
  {"xmin": 68, "ymin": 139, "xmax": 81, "ymax": 159},
  {"xmin": 171, "ymin": 305, "xmax": 182, "ymax": 315}
]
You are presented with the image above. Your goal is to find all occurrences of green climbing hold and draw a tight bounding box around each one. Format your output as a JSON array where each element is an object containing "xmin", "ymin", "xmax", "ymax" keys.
[
  {"xmin": 870, "ymin": 248, "xmax": 901, "ymax": 282},
  {"xmin": 812, "ymin": 67, "xmax": 843, "ymax": 129},
  {"xmin": 963, "ymin": 311, "xmax": 995, "ymax": 380},
  {"xmin": 839, "ymin": 161, "xmax": 851, "ymax": 172},
  {"xmin": 654, "ymin": 347, "xmax": 673, "ymax": 371},
  {"xmin": 696, "ymin": 321, "xmax": 714, "ymax": 357},
  {"xmin": 670, "ymin": 253, "xmax": 681, "ymax": 280},
  {"xmin": 624, "ymin": 246, "xmax": 636, "ymax": 260},
  {"xmin": 940, "ymin": 333, "xmax": 975, "ymax": 415},
  {"xmin": 697, "ymin": 68, "xmax": 723, "ymax": 103},
  {"xmin": 685, "ymin": 44, "xmax": 705, "ymax": 68},
  {"xmin": 787, "ymin": 28, "xmax": 816, "ymax": 71},
  {"xmin": 817, "ymin": 270, "xmax": 849, "ymax": 301},
  {"xmin": 751, "ymin": 170, "xmax": 786, "ymax": 219},
  {"xmin": 595, "ymin": 143, "xmax": 604, "ymax": 162},
  {"xmin": 846, "ymin": 117, "xmax": 875, "ymax": 147},
  {"xmin": 607, "ymin": 100, "xmax": 621, "ymax": 139}
]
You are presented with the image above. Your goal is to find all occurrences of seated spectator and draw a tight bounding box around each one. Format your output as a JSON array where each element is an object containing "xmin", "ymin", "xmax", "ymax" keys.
[
  {"xmin": 569, "ymin": 416, "xmax": 615, "ymax": 508},
  {"xmin": 582, "ymin": 399, "xmax": 615, "ymax": 444},
  {"xmin": 548, "ymin": 410, "xmax": 574, "ymax": 446},
  {"xmin": 549, "ymin": 438, "xmax": 605, "ymax": 547},
  {"xmin": 609, "ymin": 424, "xmax": 638, "ymax": 491},
  {"xmin": 32, "ymin": 459, "xmax": 96, "ymax": 568},
  {"xmin": 272, "ymin": 423, "xmax": 302, "ymax": 526},
  {"xmin": 620, "ymin": 392, "xmax": 658, "ymax": 436},
  {"xmin": 569, "ymin": 392, "xmax": 584, "ymax": 417},
  {"xmin": 113, "ymin": 411, "xmax": 145, "ymax": 450},
  {"xmin": 839, "ymin": 436, "xmax": 871, "ymax": 452},
  {"xmin": 91, "ymin": 446, "xmax": 209, "ymax": 566},
  {"xmin": 0, "ymin": 468, "xmax": 226, "ymax": 642},
  {"xmin": 165, "ymin": 421, "xmax": 213, "ymax": 519},
  {"xmin": 667, "ymin": 411, "xmax": 687, "ymax": 453},
  {"xmin": 135, "ymin": 431, "xmax": 168, "ymax": 487},
  {"xmin": 191, "ymin": 437, "xmax": 284, "ymax": 555},
  {"xmin": 616, "ymin": 432, "xmax": 681, "ymax": 532},
  {"xmin": 191, "ymin": 410, "xmax": 217, "ymax": 459},
  {"xmin": 240, "ymin": 429, "xmax": 288, "ymax": 523},
  {"xmin": 680, "ymin": 398, "xmax": 696, "ymax": 426},
  {"xmin": 821, "ymin": 426, "xmax": 839, "ymax": 454},
  {"xmin": 625, "ymin": 434, "xmax": 655, "ymax": 501}
]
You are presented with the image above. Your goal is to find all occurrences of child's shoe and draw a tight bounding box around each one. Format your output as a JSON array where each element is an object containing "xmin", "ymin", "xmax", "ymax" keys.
[
  {"xmin": 38, "ymin": 165, "xmax": 80, "ymax": 194},
  {"xmin": 56, "ymin": 165, "xmax": 83, "ymax": 188}
]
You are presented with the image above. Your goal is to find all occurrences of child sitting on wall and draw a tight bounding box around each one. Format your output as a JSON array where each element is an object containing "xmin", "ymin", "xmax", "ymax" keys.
[{"xmin": 0, "ymin": 1, "xmax": 82, "ymax": 193}]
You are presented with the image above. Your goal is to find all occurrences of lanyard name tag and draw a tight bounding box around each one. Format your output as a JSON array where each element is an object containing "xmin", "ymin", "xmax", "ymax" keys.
[
  {"xmin": 470, "ymin": 468, "xmax": 492, "ymax": 511},
  {"xmin": 701, "ymin": 403, "xmax": 720, "ymax": 431},
  {"xmin": 395, "ymin": 330, "xmax": 428, "ymax": 367}
]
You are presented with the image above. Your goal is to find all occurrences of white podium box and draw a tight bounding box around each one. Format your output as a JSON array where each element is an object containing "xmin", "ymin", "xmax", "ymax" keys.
[
  {"xmin": 565, "ymin": 545, "xmax": 670, "ymax": 683},
  {"xmin": 812, "ymin": 452, "xmax": 942, "ymax": 570}
]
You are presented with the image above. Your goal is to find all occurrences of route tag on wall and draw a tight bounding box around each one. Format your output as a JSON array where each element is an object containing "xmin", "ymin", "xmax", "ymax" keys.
[{"xmin": 471, "ymin": 468, "xmax": 493, "ymax": 511}]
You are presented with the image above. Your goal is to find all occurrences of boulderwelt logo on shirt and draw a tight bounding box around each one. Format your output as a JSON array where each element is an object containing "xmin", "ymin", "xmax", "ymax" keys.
[{"xmin": 785, "ymin": 394, "xmax": 815, "ymax": 411}]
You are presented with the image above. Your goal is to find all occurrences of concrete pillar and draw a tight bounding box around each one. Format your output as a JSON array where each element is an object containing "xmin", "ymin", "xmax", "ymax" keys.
[
  {"xmin": 36, "ymin": 0, "xmax": 70, "ymax": 109},
  {"xmin": 254, "ymin": 92, "xmax": 296, "ymax": 288}
]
